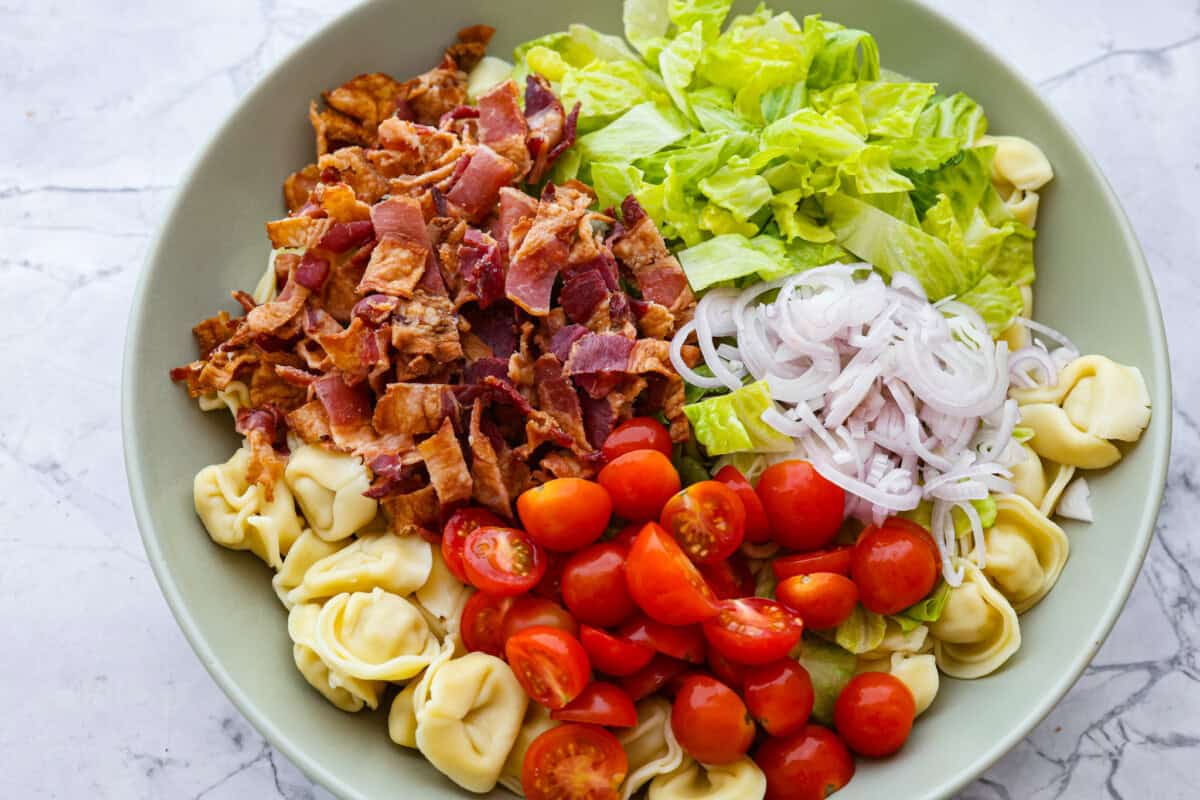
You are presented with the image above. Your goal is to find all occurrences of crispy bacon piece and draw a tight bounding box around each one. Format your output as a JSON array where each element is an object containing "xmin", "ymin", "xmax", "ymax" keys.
[
  {"xmin": 417, "ymin": 417, "xmax": 473, "ymax": 506},
  {"xmin": 309, "ymin": 102, "xmax": 373, "ymax": 157},
  {"xmin": 505, "ymin": 183, "xmax": 594, "ymax": 315},
  {"xmin": 478, "ymin": 81, "xmax": 531, "ymax": 178},
  {"xmin": 357, "ymin": 197, "xmax": 429, "ymax": 296},
  {"xmin": 445, "ymin": 24, "xmax": 495, "ymax": 73},
  {"xmin": 524, "ymin": 75, "xmax": 579, "ymax": 184},
  {"xmin": 294, "ymin": 252, "xmax": 331, "ymax": 291},
  {"xmin": 312, "ymin": 373, "xmax": 375, "ymax": 448},
  {"xmin": 376, "ymin": 118, "xmax": 465, "ymax": 173},
  {"xmin": 284, "ymin": 165, "xmax": 321, "ymax": 213},
  {"xmin": 549, "ymin": 324, "xmax": 588, "ymax": 363},
  {"xmin": 610, "ymin": 196, "xmax": 696, "ymax": 321},
  {"xmin": 468, "ymin": 399, "xmax": 512, "ymax": 517},
  {"xmin": 539, "ymin": 450, "xmax": 596, "ymax": 480},
  {"xmin": 491, "ymin": 187, "xmax": 539, "ymax": 265},
  {"xmin": 391, "ymin": 292, "xmax": 462, "ymax": 377},
  {"xmin": 445, "ymin": 146, "xmax": 520, "ymax": 222},
  {"xmin": 324, "ymin": 73, "xmax": 408, "ymax": 137},
  {"xmin": 192, "ymin": 311, "xmax": 240, "ymax": 358},
  {"xmin": 317, "ymin": 147, "xmax": 392, "ymax": 204},
  {"xmin": 315, "ymin": 317, "xmax": 390, "ymax": 382},
  {"xmin": 266, "ymin": 215, "xmax": 333, "ymax": 250},
  {"xmin": 463, "ymin": 303, "xmax": 518, "ymax": 358},
  {"xmin": 458, "ymin": 227, "xmax": 504, "ymax": 308},
  {"xmin": 315, "ymin": 182, "xmax": 373, "ymax": 222},
  {"xmin": 560, "ymin": 268, "xmax": 609, "ymax": 324},
  {"xmin": 373, "ymin": 383, "xmax": 454, "ymax": 436},
  {"xmin": 239, "ymin": 277, "xmax": 310, "ymax": 339},
  {"xmin": 383, "ymin": 485, "xmax": 440, "ymax": 536},
  {"xmin": 286, "ymin": 399, "xmax": 333, "ymax": 446},
  {"xmin": 532, "ymin": 354, "xmax": 591, "ymax": 455},
  {"xmin": 566, "ymin": 332, "xmax": 635, "ymax": 399},
  {"xmin": 401, "ymin": 55, "xmax": 469, "ymax": 126}
]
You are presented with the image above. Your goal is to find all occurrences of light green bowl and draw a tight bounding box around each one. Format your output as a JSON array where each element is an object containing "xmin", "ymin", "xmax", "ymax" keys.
[{"xmin": 122, "ymin": 1, "xmax": 1171, "ymax": 797}]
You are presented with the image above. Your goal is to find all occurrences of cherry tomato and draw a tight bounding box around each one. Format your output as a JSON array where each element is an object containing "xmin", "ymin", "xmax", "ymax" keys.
[
  {"xmin": 659, "ymin": 480, "xmax": 746, "ymax": 564},
  {"xmin": 506, "ymin": 626, "xmax": 591, "ymax": 710},
  {"xmin": 533, "ymin": 550, "xmax": 568, "ymax": 601},
  {"xmin": 503, "ymin": 595, "xmax": 579, "ymax": 642},
  {"xmin": 442, "ymin": 507, "xmax": 505, "ymax": 583},
  {"xmin": 551, "ymin": 682, "xmax": 639, "ymax": 728},
  {"xmin": 517, "ymin": 478, "xmax": 613, "ymax": 553},
  {"xmin": 625, "ymin": 523, "xmax": 720, "ymax": 625},
  {"xmin": 773, "ymin": 546, "xmax": 854, "ymax": 581},
  {"xmin": 598, "ymin": 451, "xmax": 681, "ymax": 521},
  {"xmin": 851, "ymin": 518, "xmax": 939, "ymax": 615},
  {"xmin": 833, "ymin": 672, "xmax": 915, "ymax": 757},
  {"xmin": 744, "ymin": 661, "xmax": 815, "ymax": 737},
  {"xmin": 714, "ymin": 465, "xmax": 771, "ymax": 544},
  {"xmin": 620, "ymin": 654, "xmax": 688, "ymax": 701},
  {"xmin": 662, "ymin": 667, "xmax": 712, "ymax": 699},
  {"xmin": 602, "ymin": 417, "xmax": 672, "ymax": 462},
  {"xmin": 619, "ymin": 615, "xmax": 706, "ymax": 663},
  {"xmin": 756, "ymin": 724, "xmax": 855, "ymax": 800},
  {"xmin": 579, "ymin": 625, "xmax": 656, "ymax": 677},
  {"xmin": 703, "ymin": 598, "xmax": 804, "ymax": 665},
  {"xmin": 611, "ymin": 522, "xmax": 642, "ymax": 550},
  {"xmin": 707, "ymin": 644, "xmax": 750, "ymax": 690},
  {"xmin": 562, "ymin": 542, "xmax": 635, "ymax": 628},
  {"xmin": 777, "ymin": 572, "xmax": 859, "ymax": 630},
  {"xmin": 756, "ymin": 461, "xmax": 845, "ymax": 551},
  {"xmin": 460, "ymin": 592, "xmax": 514, "ymax": 657},
  {"xmin": 670, "ymin": 675, "xmax": 755, "ymax": 765},
  {"xmin": 463, "ymin": 526, "xmax": 548, "ymax": 596},
  {"xmin": 522, "ymin": 724, "xmax": 627, "ymax": 800},
  {"xmin": 698, "ymin": 554, "xmax": 755, "ymax": 600}
]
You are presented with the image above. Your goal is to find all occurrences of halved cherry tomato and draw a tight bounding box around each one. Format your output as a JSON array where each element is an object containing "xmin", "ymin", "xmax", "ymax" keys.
[
  {"xmin": 442, "ymin": 507, "xmax": 505, "ymax": 583},
  {"xmin": 851, "ymin": 518, "xmax": 939, "ymax": 615},
  {"xmin": 670, "ymin": 675, "xmax": 755, "ymax": 764},
  {"xmin": 659, "ymin": 480, "xmax": 746, "ymax": 564},
  {"xmin": 756, "ymin": 724, "xmax": 855, "ymax": 800},
  {"xmin": 463, "ymin": 526, "xmax": 548, "ymax": 596},
  {"xmin": 625, "ymin": 523, "xmax": 720, "ymax": 625},
  {"xmin": 517, "ymin": 478, "xmax": 613, "ymax": 552},
  {"xmin": 714, "ymin": 465, "xmax": 771, "ymax": 544},
  {"xmin": 522, "ymin": 723, "xmax": 628, "ymax": 800},
  {"xmin": 620, "ymin": 654, "xmax": 688, "ymax": 701},
  {"xmin": 833, "ymin": 672, "xmax": 915, "ymax": 757},
  {"xmin": 562, "ymin": 542, "xmax": 635, "ymax": 628},
  {"xmin": 551, "ymin": 682, "xmax": 639, "ymax": 728},
  {"xmin": 579, "ymin": 625, "xmax": 655, "ymax": 678},
  {"xmin": 619, "ymin": 615, "xmax": 706, "ymax": 663},
  {"xmin": 707, "ymin": 644, "xmax": 749, "ymax": 690},
  {"xmin": 698, "ymin": 554, "xmax": 755, "ymax": 600},
  {"xmin": 598, "ymin": 451, "xmax": 681, "ymax": 521},
  {"xmin": 744, "ymin": 660, "xmax": 815, "ymax": 736},
  {"xmin": 777, "ymin": 572, "xmax": 859, "ymax": 630},
  {"xmin": 533, "ymin": 550, "xmax": 568, "ymax": 602},
  {"xmin": 503, "ymin": 595, "xmax": 579, "ymax": 642},
  {"xmin": 506, "ymin": 626, "xmax": 591, "ymax": 710},
  {"xmin": 702, "ymin": 598, "xmax": 804, "ymax": 665},
  {"xmin": 602, "ymin": 417, "xmax": 672, "ymax": 463},
  {"xmin": 460, "ymin": 592, "xmax": 514, "ymax": 657},
  {"xmin": 756, "ymin": 461, "xmax": 845, "ymax": 551},
  {"xmin": 773, "ymin": 546, "xmax": 854, "ymax": 581}
]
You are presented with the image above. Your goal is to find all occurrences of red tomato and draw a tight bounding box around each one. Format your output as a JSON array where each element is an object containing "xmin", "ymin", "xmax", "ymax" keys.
[
  {"xmin": 756, "ymin": 461, "xmax": 845, "ymax": 551},
  {"xmin": 506, "ymin": 626, "xmax": 591, "ymax": 710},
  {"xmin": 533, "ymin": 550, "xmax": 568, "ymax": 601},
  {"xmin": 670, "ymin": 675, "xmax": 755, "ymax": 765},
  {"xmin": 619, "ymin": 615, "xmax": 706, "ymax": 663},
  {"xmin": 698, "ymin": 554, "xmax": 756, "ymax": 600},
  {"xmin": 503, "ymin": 595, "xmax": 579, "ymax": 642},
  {"xmin": 707, "ymin": 644, "xmax": 749, "ymax": 690},
  {"xmin": 611, "ymin": 522, "xmax": 642, "ymax": 551},
  {"xmin": 579, "ymin": 625, "xmax": 656, "ymax": 677},
  {"xmin": 460, "ymin": 592, "xmax": 514, "ymax": 657},
  {"xmin": 756, "ymin": 724, "xmax": 855, "ymax": 800},
  {"xmin": 744, "ymin": 661, "xmax": 815, "ymax": 737},
  {"xmin": 522, "ymin": 723, "xmax": 628, "ymax": 800},
  {"xmin": 772, "ymin": 546, "xmax": 854, "ymax": 581},
  {"xmin": 463, "ymin": 526, "xmax": 548, "ymax": 596},
  {"xmin": 776, "ymin": 573, "xmax": 859, "ymax": 630},
  {"xmin": 517, "ymin": 478, "xmax": 613, "ymax": 552},
  {"xmin": 442, "ymin": 507, "xmax": 505, "ymax": 583},
  {"xmin": 551, "ymin": 682, "xmax": 639, "ymax": 728},
  {"xmin": 702, "ymin": 598, "xmax": 804, "ymax": 665},
  {"xmin": 598, "ymin": 451, "xmax": 681, "ymax": 521},
  {"xmin": 562, "ymin": 542, "xmax": 635, "ymax": 628},
  {"xmin": 602, "ymin": 417, "xmax": 672, "ymax": 462},
  {"xmin": 714, "ymin": 465, "xmax": 771, "ymax": 544},
  {"xmin": 833, "ymin": 672, "xmax": 915, "ymax": 757},
  {"xmin": 851, "ymin": 519, "xmax": 939, "ymax": 615},
  {"xmin": 625, "ymin": 523, "xmax": 720, "ymax": 625},
  {"xmin": 659, "ymin": 481, "xmax": 746, "ymax": 564},
  {"xmin": 620, "ymin": 654, "xmax": 688, "ymax": 701}
]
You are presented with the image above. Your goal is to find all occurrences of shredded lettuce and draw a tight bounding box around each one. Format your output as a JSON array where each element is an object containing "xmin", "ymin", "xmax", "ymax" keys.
[
  {"xmin": 891, "ymin": 582, "xmax": 951, "ymax": 633},
  {"xmin": 834, "ymin": 605, "xmax": 888, "ymax": 653},
  {"xmin": 796, "ymin": 637, "xmax": 857, "ymax": 725},
  {"xmin": 683, "ymin": 380, "xmax": 792, "ymax": 455}
]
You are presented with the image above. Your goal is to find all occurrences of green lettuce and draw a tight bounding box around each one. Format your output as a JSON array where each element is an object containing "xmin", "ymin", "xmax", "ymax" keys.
[
  {"xmin": 683, "ymin": 380, "xmax": 793, "ymax": 455},
  {"xmin": 796, "ymin": 637, "xmax": 857, "ymax": 725},
  {"xmin": 834, "ymin": 605, "xmax": 888, "ymax": 653},
  {"xmin": 577, "ymin": 102, "xmax": 691, "ymax": 162},
  {"xmin": 806, "ymin": 23, "xmax": 880, "ymax": 89},
  {"xmin": 891, "ymin": 582, "xmax": 951, "ymax": 633}
]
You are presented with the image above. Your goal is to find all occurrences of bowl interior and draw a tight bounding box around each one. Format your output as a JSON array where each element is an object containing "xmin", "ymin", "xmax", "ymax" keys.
[{"xmin": 123, "ymin": 1, "xmax": 1171, "ymax": 798}]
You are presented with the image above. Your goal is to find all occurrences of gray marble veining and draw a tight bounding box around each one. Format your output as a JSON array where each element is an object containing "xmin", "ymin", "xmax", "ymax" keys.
[{"xmin": 1, "ymin": 1, "xmax": 1196, "ymax": 798}]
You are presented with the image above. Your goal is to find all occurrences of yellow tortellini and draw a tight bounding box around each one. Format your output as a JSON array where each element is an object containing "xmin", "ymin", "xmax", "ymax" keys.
[
  {"xmin": 648, "ymin": 757, "xmax": 767, "ymax": 800},
  {"xmin": 1008, "ymin": 442, "xmax": 1046, "ymax": 507},
  {"xmin": 413, "ymin": 547, "xmax": 473, "ymax": 642},
  {"xmin": 272, "ymin": 530, "xmax": 349, "ymax": 608},
  {"xmin": 890, "ymin": 653, "xmax": 940, "ymax": 717},
  {"xmin": 857, "ymin": 623, "xmax": 939, "ymax": 718},
  {"xmin": 499, "ymin": 703, "xmax": 559, "ymax": 796},
  {"xmin": 197, "ymin": 380, "xmax": 250, "ymax": 416},
  {"xmin": 312, "ymin": 588, "xmax": 438, "ymax": 681},
  {"xmin": 414, "ymin": 652, "xmax": 529, "ymax": 794},
  {"xmin": 929, "ymin": 560, "xmax": 1021, "ymax": 679},
  {"xmin": 284, "ymin": 443, "xmax": 378, "ymax": 541},
  {"xmin": 287, "ymin": 602, "xmax": 382, "ymax": 712},
  {"xmin": 999, "ymin": 286, "xmax": 1035, "ymax": 352},
  {"xmin": 389, "ymin": 636, "xmax": 457, "ymax": 749},
  {"xmin": 1040, "ymin": 461, "xmax": 1077, "ymax": 517},
  {"xmin": 286, "ymin": 532, "xmax": 433, "ymax": 606},
  {"xmin": 978, "ymin": 494, "xmax": 1069, "ymax": 614},
  {"xmin": 979, "ymin": 134, "xmax": 1053, "ymax": 228},
  {"xmin": 193, "ymin": 447, "xmax": 302, "ymax": 569},
  {"xmin": 619, "ymin": 697, "xmax": 685, "ymax": 800}
]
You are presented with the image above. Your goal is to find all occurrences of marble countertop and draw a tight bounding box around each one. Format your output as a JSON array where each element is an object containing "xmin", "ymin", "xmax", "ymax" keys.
[{"xmin": 2, "ymin": 0, "xmax": 1196, "ymax": 797}]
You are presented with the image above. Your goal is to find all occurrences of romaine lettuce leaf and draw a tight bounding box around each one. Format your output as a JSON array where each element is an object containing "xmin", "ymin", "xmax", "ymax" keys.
[
  {"xmin": 676, "ymin": 234, "xmax": 780, "ymax": 290},
  {"xmin": 561, "ymin": 60, "xmax": 667, "ymax": 133},
  {"xmin": 684, "ymin": 380, "xmax": 793, "ymax": 455},
  {"xmin": 590, "ymin": 162, "xmax": 644, "ymax": 211},
  {"xmin": 891, "ymin": 582, "xmax": 951, "ymax": 632},
  {"xmin": 914, "ymin": 92, "xmax": 988, "ymax": 145},
  {"xmin": 807, "ymin": 24, "xmax": 880, "ymax": 89},
  {"xmin": 858, "ymin": 81, "xmax": 937, "ymax": 138},
  {"xmin": 834, "ymin": 605, "xmax": 888, "ymax": 653},
  {"xmin": 668, "ymin": 0, "xmax": 733, "ymax": 39},
  {"xmin": 577, "ymin": 102, "xmax": 691, "ymax": 162},
  {"xmin": 796, "ymin": 637, "xmax": 857, "ymax": 725},
  {"xmin": 698, "ymin": 156, "xmax": 773, "ymax": 222}
]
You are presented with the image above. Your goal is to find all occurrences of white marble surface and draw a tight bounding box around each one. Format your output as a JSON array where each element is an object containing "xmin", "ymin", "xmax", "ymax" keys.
[{"xmin": 1, "ymin": 1, "xmax": 1196, "ymax": 797}]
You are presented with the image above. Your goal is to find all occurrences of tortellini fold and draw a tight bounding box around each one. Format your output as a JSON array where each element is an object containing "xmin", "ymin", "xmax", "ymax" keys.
[
  {"xmin": 929, "ymin": 560, "xmax": 1021, "ymax": 679},
  {"xmin": 1008, "ymin": 443, "xmax": 1047, "ymax": 508},
  {"xmin": 197, "ymin": 380, "xmax": 250, "ymax": 416},
  {"xmin": 287, "ymin": 602, "xmax": 382, "ymax": 712},
  {"xmin": 647, "ymin": 757, "xmax": 767, "ymax": 800},
  {"xmin": 619, "ymin": 697, "xmax": 684, "ymax": 800},
  {"xmin": 999, "ymin": 286, "xmax": 1035, "ymax": 352},
  {"xmin": 979, "ymin": 134, "xmax": 1053, "ymax": 228},
  {"xmin": 313, "ymin": 588, "xmax": 438, "ymax": 681},
  {"xmin": 499, "ymin": 703, "xmax": 559, "ymax": 796},
  {"xmin": 889, "ymin": 653, "xmax": 940, "ymax": 717},
  {"xmin": 413, "ymin": 546, "xmax": 473, "ymax": 642},
  {"xmin": 978, "ymin": 494, "xmax": 1069, "ymax": 613},
  {"xmin": 389, "ymin": 636, "xmax": 457, "ymax": 749},
  {"xmin": 284, "ymin": 443, "xmax": 378, "ymax": 541},
  {"xmin": 272, "ymin": 530, "xmax": 349, "ymax": 608},
  {"xmin": 286, "ymin": 532, "xmax": 433, "ymax": 606}
]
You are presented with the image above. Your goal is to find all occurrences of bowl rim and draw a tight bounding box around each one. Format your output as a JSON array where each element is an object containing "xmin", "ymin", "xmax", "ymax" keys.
[{"xmin": 121, "ymin": 1, "xmax": 1173, "ymax": 798}]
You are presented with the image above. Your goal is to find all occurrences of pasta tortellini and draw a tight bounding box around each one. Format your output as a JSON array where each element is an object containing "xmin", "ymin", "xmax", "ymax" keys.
[
  {"xmin": 857, "ymin": 624, "xmax": 939, "ymax": 717},
  {"xmin": 929, "ymin": 560, "xmax": 1021, "ymax": 679},
  {"xmin": 889, "ymin": 653, "xmax": 940, "ymax": 717},
  {"xmin": 413, "ymin": 546, "xmax": 473, "ymax": 642},
  {"xmin": 312, "ymin": 588, "xmax": 438, "ymax": 681},
  {"xmin": 978, "ymin": 494, "xmax": 1069, "ymax": 613},
  {"xmin": 284, "ymin": 443, "xmax": 378, "ymax": 541},
  {"xmin": 286, "ymin": 532, "xmax": 433, "ymax": 606},
  {"xmin": 414, "ymin": 652, "xmax": 529, "ymax": 794},
  {"xmin": 618, "ymin": 697, "xmax": 684, "ymax": 800},
  {"xmin": 197, "ymin": 379, "xmax": 250, "ymax": 416},
  {"xmin": 287, "ymin": 602, "xmax": 382, "ymax": 712},
  {"xmin": 499, "ymin": 703, "xmax": 559, "ymax": 796},
  {"xmin": 979, "ymin": 134, "xmax": 1053, "ymax": 227},
  {"xmin": 999, "ymin": 286, "xmax": 1035, "ymax": 352},
  {"xmin": 389, "ymin": 636, "xmax": 457, "ymax": 749},
  {"xmin": 272, "ymin": 530, "xmax": 349, "ymax": 608},
  {"xmin": 648, "ymin": 757, "xmax": 767, "ymax": 800},
  {"xmin": 193, "ymin": 446, "xmax": 302, "ymax": 569}
]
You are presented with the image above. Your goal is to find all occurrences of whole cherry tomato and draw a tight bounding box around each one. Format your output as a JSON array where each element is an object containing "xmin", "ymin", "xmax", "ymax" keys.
[
  {"xmin": 551, "ymin": 682, "xmax": 639, "ymax": 728},
  {"xmin": 463, "ymin": 526, "xmax": 548, "ymax": 596},
  {"xmin": 522, "ymin": 723, "xmax": 628, "ymax": 800},
  {"xmin": 702, "ymin": 598, "xmax": 804, "ymax": 665},
  {"xmin": 561, "ymin": 542, "xmax": 635, "ymax": 628},
  {"xmin": 442, "ymin": 507, "xmax": 505, "ymax": 583},
  {"xmin": 714, "ymin": 465, "xmax": 771, "ymax": 544},
  {"xmin": 851, "ymin": 518, "xmax": 939, "ymax": 615},
  {"xmin": 506, "ymin": 626, "xmax": 591, "ymax": 710},
  {"xmin": 502, "ymin": 595, "xmax": 579, "ymax": 642},
  {"xmin": 579, "ymin": 625, "xmax": 655, "ymax": 677},
  {"xmin": 532, "ymin": 550, "xmax": 568, "ymax": 602},
  {"xmin": 756, "ymin": 724, "xmax": 855, "ymax": 800},
  {"xmin": 598, "ymin": 451, "xmax": 681, "ymax": 521},
  {"xmin": 517, "ymin": 478, "xmax": 613, "ymax": 552},
  {"xmin": 670, "ymin": 675, "xmax": 755, "ymax": 765},
  {"xmin": 743, "ymin": 660, "xmax": 815, "ymax": 737},
  {"xmin": 659, "ymin": 480, "xmax": 746, "ymax": 564},
  {"xmin": 833, "ymin": 672, "xmax": 915, "ymax": 757},
  {"xmin": 460, "ymin": 592, "xmax": 514, "ymax": 657},
  {"xmin": 620, "ymin": 654, "xmax": 688, "ymax": 701},
  {"xmin": 698, "ymin": 554, "xmax": 756, "ymax": 600},
  {"xmin": 619, "ymin": 615, "xmax": 706, "ymax": 663},
  {"xmin": 707, "ymin": 644, "xmax": 750, "ymax": 690},
  {"xmin": 773, "ymin": 546, "xmax": 854, "ymax": 581},
  {"xmin": 777, "ymin": 572, "xmax": 860, "ymax": 630},
  {"xmin": 756, "ymin": 461, "xmax": 845, "ymax": 551},
  {"xmin": 601, "ymin": 417, "xmax": 672, "ymax": 462},
  {"xmin": 625, "ymin": 523, "xmax": 720, "ymax": 625}
]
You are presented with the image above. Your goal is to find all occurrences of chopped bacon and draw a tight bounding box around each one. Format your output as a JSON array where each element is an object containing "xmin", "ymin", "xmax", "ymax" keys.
[
  {"xmin": 464, "ymin": 356, "xmax": 509, "ymax": 384},
  {"xmin": 286, "ymin": 399, "xmax": 333, "ymax": 444},
  {"xmin": 312, "ymin": 373, "xmax": 375, "ymax": 450},
  {"xmin": 266, "ymin": 215, "xmax": 333, "ymax": 250},
  {"xmin": 445, "ymin": 146, "xmax": 520, "ymax": 222},
  {"xmin": 462, "ymin": 303, "xmax": 517, "ymax": 358},
  {"xmin": 468, "ymin": 399, "xmax": 512, "ymax": 517},
  {"xmin": 445, "ymin": 24, "xmax": 495, "ymax": 73},
  {"xmin": 548, "ymin": 324, "xmax": 588, "ymax": 362},
  {"xmin": 532, "ymin": 354, "xmax": 591, "ymax": 454},
  {"xmin": 417, "ymin": 417, "xmax": 473, "ymax": 506},
  {"xmin": 376, "ymin": 118, "xmax": 465, "ymax": 172},
  {"xmin": 357, "ymin": 197, "xmax": 430, "ymax": 296},
  {"xmin": 352, "ymin": 293, "xmax": 400, "ymax": 326},
  {"xmin": 540, "ymin": 449, "xmax": 596, "ymax": 480},
  {"xmin": 505, "ymin": 183, "xmax": 594, "ymax": 315},
  {"xmin": 318, "ymin": 147, "xmax": 392, "ymax": 205},
  {"xmin": 478, "ymin": 80, "xmax": 531, "ymax": 178},
  {"xmin": 315, "ymin": 183, "xmax": 372, "ymax": 222},
  {"xmin": 391, "ymin": 292, "xmax": 463, "ymax": 375},
  {"xmin": 491, "ymin": 187, "xmax": 539, "ymax": 265},
  {"xmin": 249, "ymin": 353, "xmax": 309, "ymax": 411},
  {"xmin": 295, "ymin": 252, "xmax": 331, "ymax": 291},
  {"xmin": 610, "ymin": 196, "xmax": 696, "ymax": 320},
  {"xmin": 363, "ymin": 453, "xmax": 423, "ymax": 500},
  {"xmin": 458, "ymin": 227, "xmax": 504, "ymax": 308},
  {"xmin": 318, "ymin": 220, "xmax": 375, "ymax": 253},
  {"xmin": 373, "ymin": 383, "xmax": 454, "ymax": 436},
  {"xmin": 401, "ymin": 55, "xmax": 469, "ymax": 126},
  {"xmin": 239, "ymin": 277, "xmax": 310, "ymax": 339},
  {"xmin": 579, "ymin": 394, "xmax": 617, "ymax": 450},
  {"xmin": 284, "ymin": 164, "xmax": 321, "ymax": 213},
  {"xmin": 192, "ymin": 311, "xmax": 240, "ymax": 358},
  {"xmin": 566, "ymin": 333, "xmax": 635, "ymax": 375},
  {"xmin": 439, "ymin": 105, "xmax": 480, "ymax": 128},
  {"xmin": 315, "ymin": 317, "xmax": 390, "ymax": 381},
  {"xmin": 525, "ymin": 75, "xmax": 572, "ymax": 185},
  {"xmin": 560, "ymin": 268, "xmax": 609, "ymax": 324},
  {"xmin": 276, "ymin": 364, "xmax": 320, "ymax": 388},
  {"xmin": 384, "ymin": 485, "xmax": 440, "ymax": 536}
]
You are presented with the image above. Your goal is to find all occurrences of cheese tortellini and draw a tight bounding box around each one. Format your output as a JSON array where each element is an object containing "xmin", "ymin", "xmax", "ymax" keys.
[
  {"xmin": 312, "ymin": 588, "xmax": 438, "ymax": 681},
  {"xmin": 285, "ymin": 532, "xmax": 433, "ymax": 606},
  {"xmin": 648, "ymin": 757, "xmax": 767, "ymax": 800},
  {"xmin": 284, "ymin": 443, "xmax": 378, "ymax": 541},
  {"xmin": 287, "ymin": 602, "xmax": 382, "ymax": 712},
  {"xmin": 499, "ymin": 703, "xmax": 559, "ymax": 796},
  {"xmin": 272, "ymin": 530, "xmax": 349, "ymax": 608},
  {"xmin": 858, "ymin": 623, "xmax": 939, "ymax": 717},
  {"xmin": 389, "ymin": 636, "xmax": 457, "ymax": 749},
  {"xmin": 619, "ymin": 697, "xmax": 685, "ymax": 800},
  {"xmin": 978, "ymin": 495, "xmax": 1069, "ymax": 613},
  {"xmin": 979, "ymin": 134, "xmax": 1053, "ymax": 228},
  {"xmin": 413, "ymin": 546, "xmax": 473, "ymax": 642},
  {"xmin": 197, "ymin": 380, "xmax": 250, "ymax": 416},
  {"xmin": 929, "ymin": 560, "xmax": 1021, "ymax": 679},
  {"xmin": 193, "ymin": 446, "xmax": 303, "ymax": 569}
]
